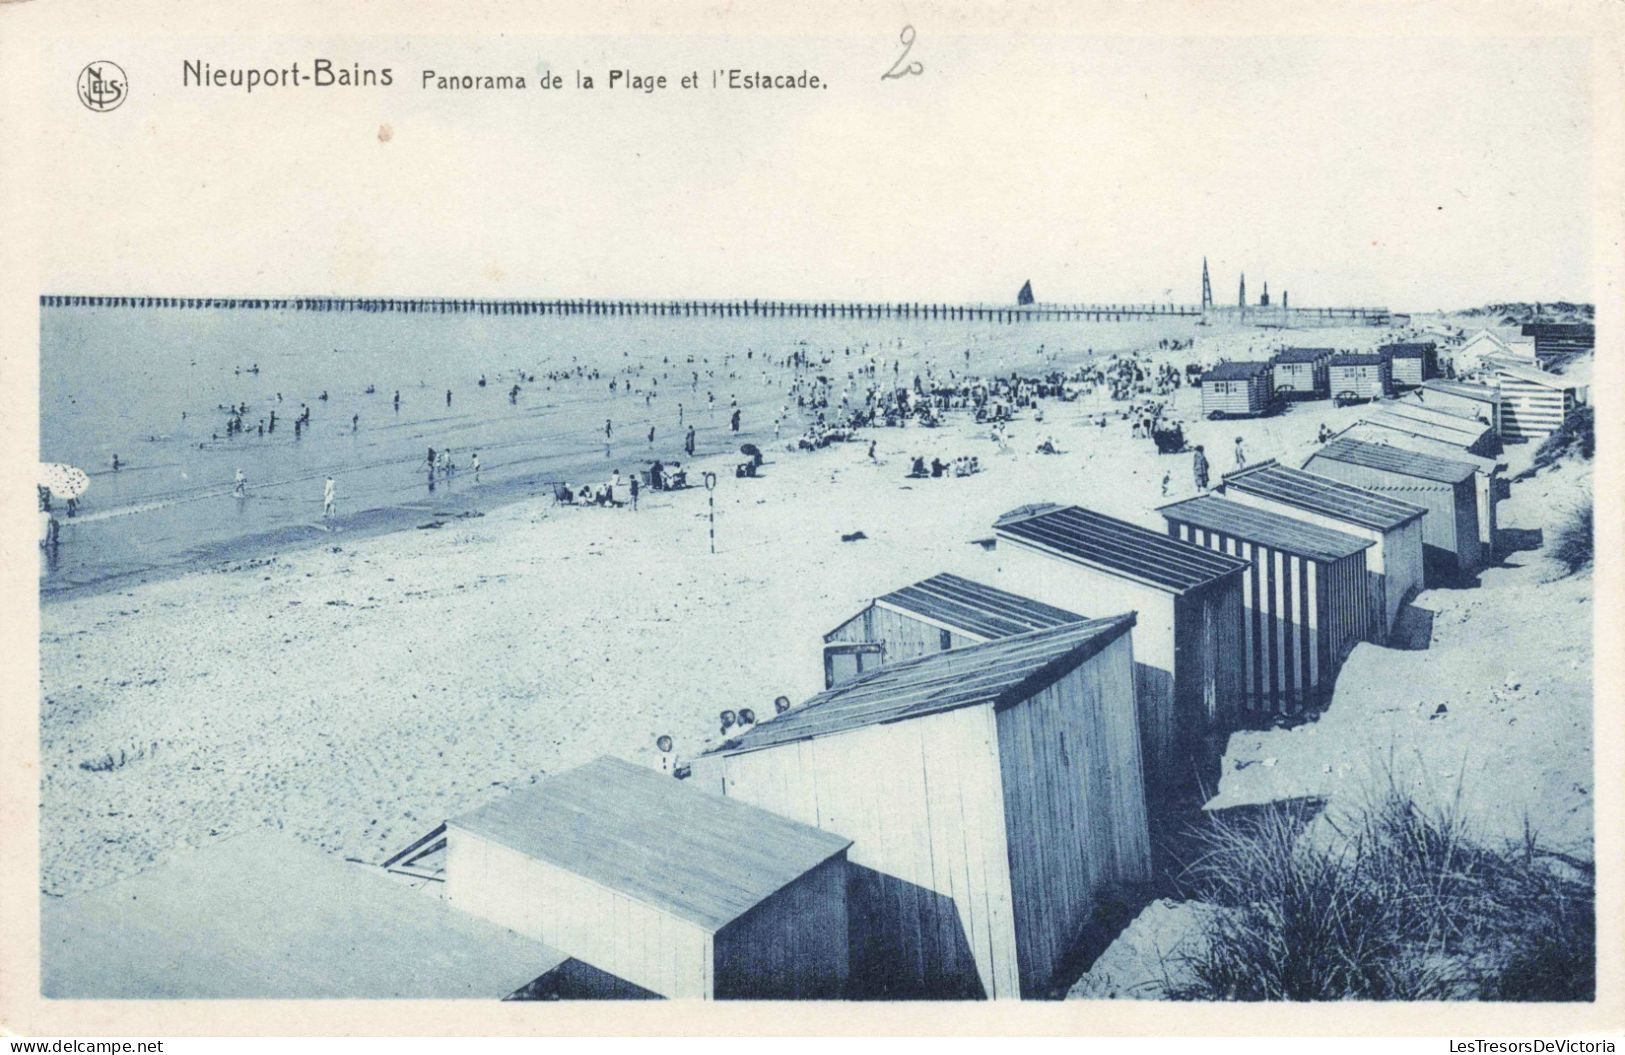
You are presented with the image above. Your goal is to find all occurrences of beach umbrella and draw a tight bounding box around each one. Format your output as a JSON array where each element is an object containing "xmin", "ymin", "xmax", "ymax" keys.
[
  {"xmin": 740, "ymin": 443, "xmax": 761, "ymax": 458},
  {"xmin": 38, "ymin": 463, "xmax": 89, "ymax": 501}
]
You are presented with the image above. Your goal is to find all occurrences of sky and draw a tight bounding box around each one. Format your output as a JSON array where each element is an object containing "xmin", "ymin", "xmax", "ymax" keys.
[{"xmin": 11, "ymin": 21, "xmax": 1599, "ymax": 311}]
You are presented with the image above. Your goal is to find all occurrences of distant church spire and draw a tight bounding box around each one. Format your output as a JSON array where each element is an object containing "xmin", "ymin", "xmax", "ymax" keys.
[
  {"xmin": 1201, "ymin": 258, "xmax": 1213, "ymax": 312},
  {"xmin": 1239, "ymin": 272, "xmax": 1246, "ymax": 309},
  {"xmin": 1261, "ymin": 281, "xmax": 1270, "ymax": 307}
]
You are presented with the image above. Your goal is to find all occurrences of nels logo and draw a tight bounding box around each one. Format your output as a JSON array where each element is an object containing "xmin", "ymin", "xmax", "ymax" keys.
[{"xmin": 77, "ymin": 61, "xmax": 128, "ymax": 112}]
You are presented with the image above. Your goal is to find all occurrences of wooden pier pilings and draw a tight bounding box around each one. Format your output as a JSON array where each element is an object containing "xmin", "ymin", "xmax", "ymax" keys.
[{"xmin": 36, "ymin": 294, "xmax": 1391, "ymax": 325}]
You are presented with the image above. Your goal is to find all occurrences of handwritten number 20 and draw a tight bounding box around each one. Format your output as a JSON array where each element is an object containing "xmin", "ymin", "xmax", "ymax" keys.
[{"xmin": 882, "ymin": 25, "xmax": 923, "ymax": 80}]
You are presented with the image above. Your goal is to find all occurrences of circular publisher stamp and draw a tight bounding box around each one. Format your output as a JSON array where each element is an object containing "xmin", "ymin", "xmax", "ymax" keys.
[{"xmin": 77, "ymin": 61, "xmax": 128, "ymax": 112}]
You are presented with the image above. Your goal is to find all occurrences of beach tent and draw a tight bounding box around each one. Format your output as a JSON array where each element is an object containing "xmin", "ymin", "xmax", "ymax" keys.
[
  {"xmin": 1304, "ymin": 437, "xmax": 1482, "ymax": 579},
  {"xmin": 1159, "ymin": 494, "xmax": 1372, "ymax": 716},
  {"xmin": 447, "ymin": 756, "xmax": 851, "ymax": 1000},
  {"xmin": 692, "ymin": 615, "xmax": 1147, "ymax": 1000},
  {"xmin": 1220, "ymin": 460, "xmax": 1425, "ymax": 645},
  {"xmin": 821, "ymin": 572, "xmax": 1086, "ymax": 687},
  {"xmin": 993, "ymin": 504, "xmax": 1247, "ymax": 807}
]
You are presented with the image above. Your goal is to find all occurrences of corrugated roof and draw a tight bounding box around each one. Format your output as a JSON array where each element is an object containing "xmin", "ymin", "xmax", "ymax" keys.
[
  {"xmin": 997, "ymin": 505, "xmax": 1249, "ymax": 593},
  {"xmin": 1159, "ymin": 494, "xmax": 1373, "ymax": 563},
  {"xmin": 1339, "ymin": 424, "xmax": 1500, "ymax": 475},
  {"xmin": 1221, "ymin": 460, "xmax": 1425, "ymax": 530},
  {"xmin": 451, "ymin": 756, "xmax": 851, "ymax": 931},
  {"xmin": 1494, "ymin": 362, "xmax": 1578, "ymax": 389},
  {"xmin": 1378, "ymin": 399, "xmax": 1492, "ymax": 433},
  {"xmin": 1330, "ymin": 353, "xmax": 1385, "ymax": 366},
  {"xmin": 1307, "ymin": 437, "xmax": 1477, "ymax": 485},
  {"xmin": 42, "ymin": 832, "xmax": 566, "ymax": 999},
  {"xmin": 1421, "ymin": 379, "xmax": 1500, "ymax": 402},
  {"xmin": 1272, "ymin": 347, "xmax": 1335, "ymax": 364},
  {"xmin": 876, "ymin": 572, "xmax": 1086, "ymax": 640},
  {"xmin": 1359, "ymin": 409, "xmax": 1488, "ymax": 449},
  {"xmin": 1521, "ymin": 323, "xmax": 1594, "ymax": 338},
  {"xmin": 707, "ymin": 616, "xmax": 1136, "ymax": 758},
  {"xmin": 1380, "ymin": 342, "xmax": 1435, "ymax": 358},
  {"xmin": 1202, "ymin": 360, "xmax": 1273, "ymax": 381}
]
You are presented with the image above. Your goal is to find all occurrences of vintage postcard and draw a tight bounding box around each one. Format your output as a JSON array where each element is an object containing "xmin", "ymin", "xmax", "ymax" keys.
[{"xmin": 1, "ymin": 0, "xmax": 1620, "ymax": 1040}]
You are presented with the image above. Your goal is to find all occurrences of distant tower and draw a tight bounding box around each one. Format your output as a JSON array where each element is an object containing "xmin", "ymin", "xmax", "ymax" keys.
[
  {"xmin": 1238, "ymin": 273, "xmax": 1246, "ymax": 310},
  {"xmin": 1282, "ymin": 290, "xmax": 1289, "ymax": 310},
  {"xmin": 1201, "ymin": 258, "xmax": 1213, "ymax": 313},
  {"xmin": 1261, "ymin": 281, "xmax": 1270, "ymax": 307}
]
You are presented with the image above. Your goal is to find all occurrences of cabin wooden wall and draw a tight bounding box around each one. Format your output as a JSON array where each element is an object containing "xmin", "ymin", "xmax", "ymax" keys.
[
  {"xmin": 446, "ymin": 826, "xmax": 713, "ymax": 999},
  {"xmin": 1219, "ymin": 489, "xmax": 1406, "ymax": 643},
  {"xmin": 995, "ymin": 541, "xmax": 1181, "ymax": 804},
  {"xmin": 1329, "ymin": 363, "xmax": 1390, "ymax": 400},
  {"xmin": 712, "ymin": 854, "xmax": 850, "ymax": 999},
  {"xmin": 1496, "ymin": 373, "xmax": 1575, "ymax": 440},
  {"xmin": 690, "ymin": 704, "xmax": 1022, "ymax": 999},
  {"xmin": 1305, "ymin": 460, "xmax": 1481, "ymax": 577},
  {"xmin": 1423, "ymin": 389, "xmax": 1501, "ymax": 434},
  {"xmin": 825, "ymin": 605, "xmax": 978, "ymax": 668},
  {"xmin": 1273, "ymin": 361, "xmax": 1328, "ymax": 398},
  {"xmin": 994, "ymin": 633, "xmax": 1150, "ymax": 995},
  {"xmin": 1201, "ymin": 375, "xmax": 1270, "ymax": 417}
]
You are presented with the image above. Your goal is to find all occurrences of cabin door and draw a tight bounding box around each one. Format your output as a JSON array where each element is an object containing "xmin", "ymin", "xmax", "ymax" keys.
[
  {"xmin": 823, "ymin": 642, "xmax": 886, "ymax": 689},
  {"xmin": 1202, "ymin": 600, "xmax": 1219, "ymax": 723}
]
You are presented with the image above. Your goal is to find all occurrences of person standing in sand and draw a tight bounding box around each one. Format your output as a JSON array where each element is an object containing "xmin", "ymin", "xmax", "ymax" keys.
[
  {"xmin": 629, "ymin": 474, "xmax": 639, "ymax": 511},
  {"xmin": 323, "ymin": 476, "xmax": 336, "ymax": 518},
  {"xmin": 685, "ymin": 426, "xmax": 696, "ymax": 456},
  {"xmin": 1192, "ymin": 445, "xmax": 1210, "ymax": 491},
  {"xmin": 233, "ymin": 468, "xmax": 246, "ymax": 498},
  {"xmin": 1234, "ymin": 435, "xmax": 1247, "ymax": 469}
]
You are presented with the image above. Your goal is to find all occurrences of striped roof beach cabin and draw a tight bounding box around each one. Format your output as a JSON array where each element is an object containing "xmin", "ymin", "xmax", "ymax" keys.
[
  {"xmin": 993, "ymin": 505, "xmax": 1247, "ymax": 808},
  {"xmin": 1270, "ymin": 347, "xmax": 1334, "ymax": 400},
  {"xmin": 692, "ymin": 616, "xmax": 1147, "ymax": 1000},
  {"xmin": 1304, "ymin": 437, "xmax": 1482, "ymax": 579},
  {"xmin": 822, "ymin": 572, "xmax": 1085, "ymax": 688},
  {"xmin": 447, "ymin": 756, "xmax": 852, "ymax": 1000},
  {"xmin": 1220, "ymin": 460, "xmax": 1425, "ymax": 645}
]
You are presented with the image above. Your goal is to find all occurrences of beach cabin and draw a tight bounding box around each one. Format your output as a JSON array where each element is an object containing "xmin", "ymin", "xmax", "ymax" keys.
[
  {"xmin": 1327, "ymin": 353, "xmax": 1391, "ymax": 403},
  {"xmin": 691, "ymin": 616, "xmax": 1149, "ymax": 1000},
  {"xmin": 447, "ymin": 756, "xmax": 852, "ymax": 1000},
  {"xmin": 1201, "ymin": 361, "xmax": 1275, "ymax": 418},
  {"xmin": 1494, "ymin": 363, "xmax": 1584, "ymax": 442},
  {"xmin": 1220, "ymin": 461, "xmax": 1425, "ymax": 645},
  {"xmin": 1270, "ymin": 347, "xmax": 1334, "ymax": 400},
  {"xmin": 1521, "ymin": 322, "xmax": 1594, "ymax": 366},
  {"xmin": 1158, "ymin": 494, "xmax": 1372, "ymax": 716},
  {"xmin": 1379, "ymin": 342, "xmax": 1438, "ymax": 390},
  {"xmin": 1304, "ymin": 438, "xmax": 1482, "ymax": 579},
  {"xmin": 43, "ymin": 832, "xmax": 570, "ymax": 999},
  {"xmin": 1336, "ymin": 421, "xmax": 1502, "ymax": 562},
  {"xmin": 993, "ymin": 505, "xmax": 1247, "ymax": 805},
  {"xmin": 1419, "ymin": 379, "xmax": 1503, "ymax": 435},
  {"xmin": 822, "ymin": 572, "xmax": 1085, "ymax": 688},
  {"xmin": 1455, "ymin": 329, "xmax": 1534, "ymax": 375}
]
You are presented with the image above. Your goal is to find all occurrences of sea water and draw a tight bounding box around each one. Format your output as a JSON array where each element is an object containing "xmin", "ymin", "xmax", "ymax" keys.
[{"xmin": 40, "ymin": 304, "xmax": 1194, "ymax": 595}]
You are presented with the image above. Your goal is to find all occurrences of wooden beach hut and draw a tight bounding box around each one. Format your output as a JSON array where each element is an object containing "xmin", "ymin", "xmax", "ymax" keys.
[
  {"xmin": 994, "ymin": 505, "xmax": 1247, "ymax": 804},
  {"xmin": 1304, "ymin": 438, "xmax": 1482, "ymax": 578},
  {"xmin": 1220, "ymin": 460, "xmax": 1425, "ymax": 645},
  {"xmin": 821, "ymin": 572, "xmax": 1085, "ymax": 687},
  {"xmin": 43, "ymin": 832, "xmax": 569, "ymax": 999},
  {"xmin": 1454, "ymin": 329, "xmax": 1534, "ymax": 375},
  {"xmin": 447, "ymin": 755, "xmax": 852, "ymax": 1000},
  {"xmin": 1200, "ymin": 361, "xmax": 1275, "ymax": 418},
  {"xmin": 691, "ymin": 616, "xmax": 1148, "ymax": 1000},
  {"xmin": 1520, "ymin": 322, "xmax": 1594, "ymax": 366},
  {"xmin": 1158, "ymin": 494, "xmax": 1372, "ymax": 715},
  {"xmin": 1327, "ymin": 353, "xmax": 1391, "ymax": 403},
  {"xmin": 1270, "ymin": 347, "xmax": 1334, "ymax": 400},
  {"xmin": 1419, "ymin": 379, "xmax": 1503, "ymax": 435},
  {"xmin": 1493, "ymin": 362, "xmax": 1584, "ymax": 441},
  {"xmin": 1379, "ymin": 342, "xmax": 1439, "ymax": 389}
]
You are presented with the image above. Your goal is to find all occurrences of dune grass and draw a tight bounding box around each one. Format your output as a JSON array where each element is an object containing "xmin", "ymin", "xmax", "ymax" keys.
[{"xmin": 1169, "ymin": 781, "xmax": 1593, "ymax": 1001}]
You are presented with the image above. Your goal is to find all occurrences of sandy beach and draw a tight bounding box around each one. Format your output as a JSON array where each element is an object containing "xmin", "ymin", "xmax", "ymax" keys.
[{"xmin": 39, "ymin": 322, "xmax": 1594, "ymax": 903}]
